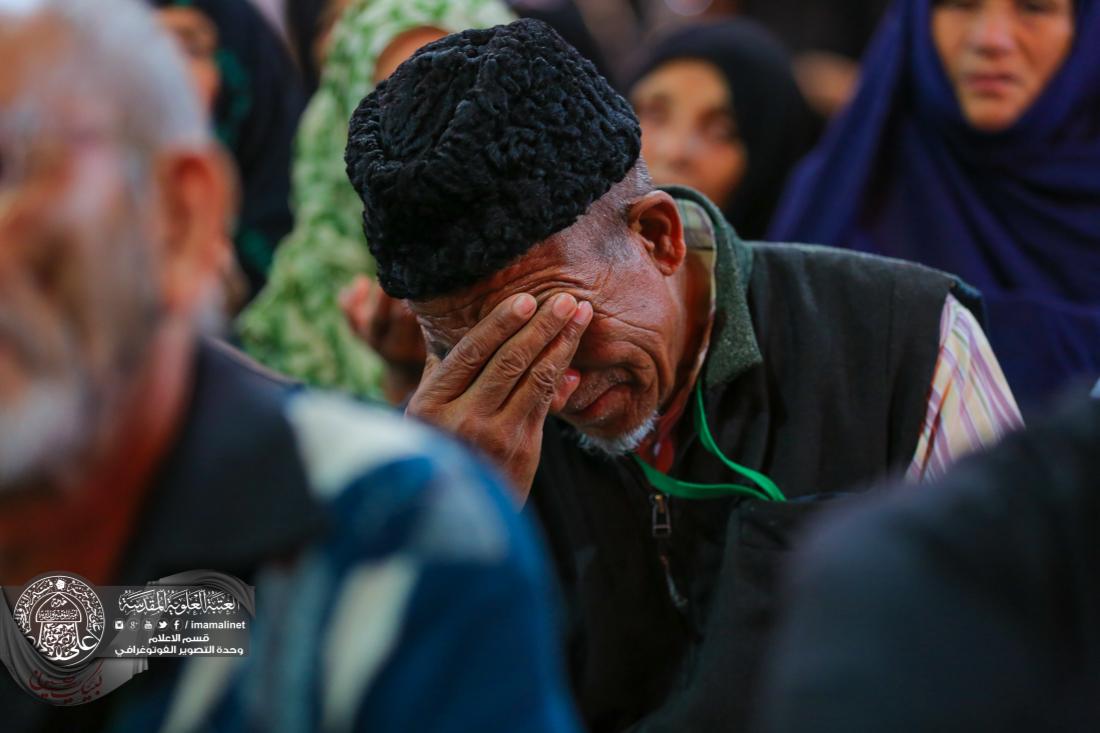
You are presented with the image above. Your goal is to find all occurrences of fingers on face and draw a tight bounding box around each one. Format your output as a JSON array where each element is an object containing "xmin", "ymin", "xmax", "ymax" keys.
[
  {"xmin": 417, "ymin": 348, "xmax": 443, "ymax": 384},
  {"xmin": 550, "ymin": 367, "xmax": 582, "ymax": 413},
  {"xmin": 472, "ymin": 294, "xmax": 579, "ymax": 401},
  {"xmin": 422, "ymin": 293, "xmax": 538, "ymax": 396},
  {"xmin": 476, "ymin": 294, "xmax": 577, "ymax": 385},
  {"xmin": 501, "ymin": 299, "xmax": 593, "ymax": 420}
]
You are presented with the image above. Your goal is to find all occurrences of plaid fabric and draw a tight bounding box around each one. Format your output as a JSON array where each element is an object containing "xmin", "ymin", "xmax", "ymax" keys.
[{"xmin": 679, "ymin": 199, "xmax": 716, "ymax": 253}]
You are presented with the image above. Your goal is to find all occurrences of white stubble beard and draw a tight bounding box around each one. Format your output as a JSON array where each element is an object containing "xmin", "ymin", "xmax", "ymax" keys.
[
  {"xmin": 575, "ymin": 411, "xmax": 659, "ymax": 457},
  {"xmin": 0, "ymin": 374, "xmax": 87, "ymax": 491}
]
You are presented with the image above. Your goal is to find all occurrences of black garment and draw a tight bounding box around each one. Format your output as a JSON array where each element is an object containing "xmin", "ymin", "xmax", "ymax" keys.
[
  {"xmin": 736, "ymin": 0, "xmax": 891, "ymax": 60},
  {"xmin": 285, "ymin": 0, "xmax": 326, "ymax": 96},
  {"xmin": 627, "ymin": 21, "xmax": 821, "ymax": 239},
  {"xmin": 1, "ymin": 341, "xmax": 326, "ymax": 733},
  {"xmin": 202, "ymin": 0, "xmax": 306, "ymax": 298},
  {"xmin": 151, "ymin": 0, "xmax": 307, "ymax": 298},
  {"xmin": 528, "ymin": 187, "xmax": 967, "ymax": 731},
  {"xmin": 759, "ymin": 397, "xmax": 1100, "ymax": 732}
]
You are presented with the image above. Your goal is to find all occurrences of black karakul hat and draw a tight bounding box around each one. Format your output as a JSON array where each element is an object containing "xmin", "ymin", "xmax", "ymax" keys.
[{"xmin": 346, "ymin": 18, "xmax": 641, "ymax": 300}]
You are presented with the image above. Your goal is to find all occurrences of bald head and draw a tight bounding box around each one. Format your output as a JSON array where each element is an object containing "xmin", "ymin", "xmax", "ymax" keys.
[
  {"xmin": 0, "ymin": 0, "xmax": 207, "ymax": 163},
  {"xmin": 0, "ymin": 0, "xmax": 229, "ymax": 491}
]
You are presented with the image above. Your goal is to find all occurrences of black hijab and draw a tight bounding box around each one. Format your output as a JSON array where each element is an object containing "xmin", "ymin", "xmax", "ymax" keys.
[
  {"xmin": 629, "ymin": 20, "xmax": 820, "ymax": 239},
  {"xmin": 151, "ymin": 0, "xmax": 306, "ymax": 299}
]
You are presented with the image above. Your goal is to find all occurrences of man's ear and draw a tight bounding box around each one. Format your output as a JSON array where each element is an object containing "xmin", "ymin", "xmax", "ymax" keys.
[
  {"xmin": 628, "ymin": 190, "xmax": 685, "ymax": 276},
  {"xmin": 154, "ymin": 145, "xmax": 235, "ymax": 313}
]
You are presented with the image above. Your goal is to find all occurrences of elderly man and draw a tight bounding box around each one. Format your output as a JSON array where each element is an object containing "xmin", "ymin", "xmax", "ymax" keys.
[
  {"xmin": 0, "ymin": 2, "xmax": 578, "ymax": 731},
  {"xmin": 344, "ymin": 18, "xmax": 1023, "ymax": 731}
]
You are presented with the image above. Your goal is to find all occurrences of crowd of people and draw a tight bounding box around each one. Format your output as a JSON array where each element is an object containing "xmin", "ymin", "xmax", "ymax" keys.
[{"xmin": 0, "ymin": 0, "xmax": 1096, "ymax": 731}]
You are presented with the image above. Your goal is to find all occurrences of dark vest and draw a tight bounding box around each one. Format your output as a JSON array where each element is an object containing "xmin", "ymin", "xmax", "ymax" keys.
[{"xmin": 529, "ymin": 187, "xmax": 972, "ymax": 732}]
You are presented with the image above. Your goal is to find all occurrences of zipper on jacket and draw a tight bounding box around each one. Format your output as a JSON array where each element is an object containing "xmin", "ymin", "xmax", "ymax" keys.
[
  {"xmin": 625, "ymin": 457, "xmax": 690, "ymax": 614},
  {"xmin": 650, "ymin": 491, "xmax": 688, "ymax": 612},
  {"xmin": 650, "ymin": 492, "xmax": 672, "ymax": 538}
]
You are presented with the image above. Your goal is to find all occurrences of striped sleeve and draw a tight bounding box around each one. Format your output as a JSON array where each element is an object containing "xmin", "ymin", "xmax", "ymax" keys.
[{"xmin": 907, "ymin": 294, "xmax": 1024, "ymax": 482}]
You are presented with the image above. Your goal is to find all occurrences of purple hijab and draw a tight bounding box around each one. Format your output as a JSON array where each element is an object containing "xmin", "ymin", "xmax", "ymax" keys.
[{"xmin": 770, "ymin": 0, "xmax": 1100, "ymax": 411}]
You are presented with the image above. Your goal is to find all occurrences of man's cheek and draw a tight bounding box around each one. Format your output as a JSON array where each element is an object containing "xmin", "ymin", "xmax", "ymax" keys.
[
  {"xmin": 0, "ymin": 267, "xmax": 76, "ymax": 386},
  {"xmin": 572, "ymin": 312, "xmax": 609, "ymax": 355},
  {"xmin": 59, "ymin": 149, "xmax": 129, "ymax": 223},
  {"xmin": 0, "ymin": 159, "xmax": 115, "ymax": 294},
  {"xmin": 9, "ymin": 212, "xmax": 117, "ymax": 382},
  {"xmin": 0, "ymin": 174, "xmax": 65, "ymax": 256},
  {"xmin": 0, "ymin": 350, "xmax": 31, "ymax": 402}
]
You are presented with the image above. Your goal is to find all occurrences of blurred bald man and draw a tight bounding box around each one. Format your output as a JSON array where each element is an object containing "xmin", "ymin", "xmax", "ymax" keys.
[{"xmin": 0, "ymin": 1, "xmax": 579, "ymax": 731}]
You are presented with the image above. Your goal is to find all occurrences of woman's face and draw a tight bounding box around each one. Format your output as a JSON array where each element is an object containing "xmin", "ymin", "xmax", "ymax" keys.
[
  {"xmin": 932, "ymin": 0, "xmax": 1074, "ymax": 132},
  {"xmin": 631, "ymin": 59, "xmax": 747, "ymax": 208},
  {"xmin": 157, "ymin": 7, "xmax": 220, "ymax": 114}
]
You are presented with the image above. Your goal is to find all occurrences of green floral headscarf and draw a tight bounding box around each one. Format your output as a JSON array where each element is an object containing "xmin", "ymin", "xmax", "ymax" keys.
[{"xmin": 237, "ymin": 0, "xmax": 515, "ymax": 399}]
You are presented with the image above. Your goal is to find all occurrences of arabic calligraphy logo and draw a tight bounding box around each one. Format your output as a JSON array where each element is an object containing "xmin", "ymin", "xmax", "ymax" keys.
[{"xmin": 13, "ymin": 576, "xmax": 105, "ymax": 666}]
